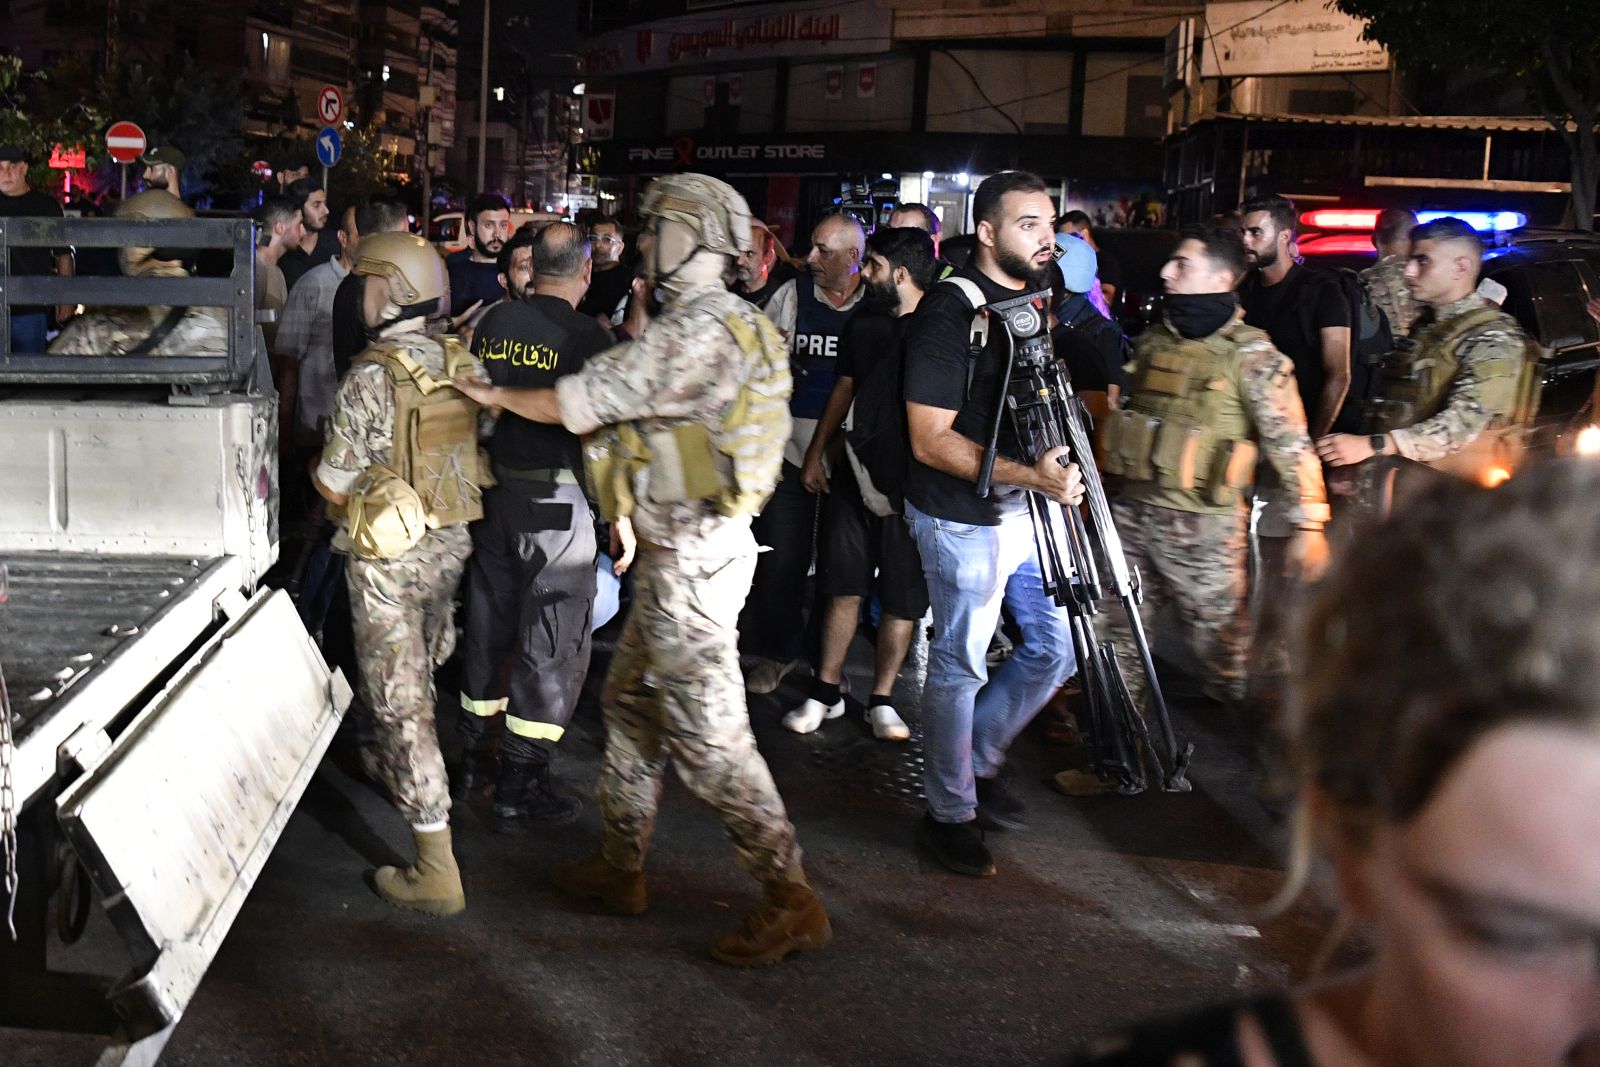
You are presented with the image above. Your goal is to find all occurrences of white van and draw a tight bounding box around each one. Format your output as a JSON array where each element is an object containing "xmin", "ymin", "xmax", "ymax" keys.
[{"xmin": 428, "ymin": 209, "xmax": 565, "ymax": 253}]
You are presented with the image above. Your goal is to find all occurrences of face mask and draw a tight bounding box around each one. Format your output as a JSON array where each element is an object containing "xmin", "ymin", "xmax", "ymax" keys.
[{"xmin": 1163, "ymin": 291, "xmax": 1239, "ymax": 340}]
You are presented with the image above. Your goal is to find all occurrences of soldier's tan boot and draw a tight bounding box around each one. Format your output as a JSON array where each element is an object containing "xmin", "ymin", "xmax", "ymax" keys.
[
  {"xmin": 709, "ymin": 864, "xmax": 832, "ymax": 967},
  {"xmin": 550, "ymin": 852, "xmax": 647, "ymax": 915},
  {"xmin": 373, "ymin": 825, "xmax": 466, "ymax": 916}
]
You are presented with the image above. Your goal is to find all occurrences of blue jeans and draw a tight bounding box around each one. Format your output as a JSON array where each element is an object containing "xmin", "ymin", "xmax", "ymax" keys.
[
  {"xmin": 905, "ymin": 498, "xmax": 1077, "ymax": 823},
  {"xmin": 9, "ymin": 312, "xmax": 47, "ymax": 353}
]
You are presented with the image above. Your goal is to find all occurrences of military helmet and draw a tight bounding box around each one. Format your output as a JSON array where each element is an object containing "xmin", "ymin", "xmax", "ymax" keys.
[
  {"xmin": 353, "ymin": 232, "xmax": 445, "ymax": 306},
  {"xmin": 638, "ymin": 173, "xmax": 754, "ymax": 257},
  {"xmin": 115, "ymin": 190, "xmax": 194, "ymax": 220}
]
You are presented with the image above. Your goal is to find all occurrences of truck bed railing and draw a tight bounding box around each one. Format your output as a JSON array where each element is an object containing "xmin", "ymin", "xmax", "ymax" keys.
[{"xmin": 0, "ymin": 216, "xmax": 257, "ymax": 389}]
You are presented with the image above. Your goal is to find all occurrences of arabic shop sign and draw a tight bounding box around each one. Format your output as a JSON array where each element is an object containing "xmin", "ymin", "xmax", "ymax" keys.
[
  {"xmin": 580, "ymin": 0, "xmax": 892, "ymax": 76},
  {"xmin": 1201, "ymin": 0, "xmax": 1389, "ymax": 77}
]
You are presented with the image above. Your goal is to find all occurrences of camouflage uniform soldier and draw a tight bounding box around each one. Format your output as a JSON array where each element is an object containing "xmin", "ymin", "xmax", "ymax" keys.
[
  {"xmin": 313, "ymin": 232, "xmax": 490, "ymax": 916},
  {"xmin": 1359, "ymin": 207, "xmax": 1420, "ymax": 339},
  {"xmin": 49, "ymin": 191, "xmax": 228, "ymax": 357},
  {"xmin": 451, "ymin": 173, "xmax": 832, "ymax": 967},
  {"xmin": 1318, "ymin": 216, "xmax": 1531, "ymax": 489},
  {"xmin": 1058, "ymin": 223, "xmax": 1329, "ymax": 796}
]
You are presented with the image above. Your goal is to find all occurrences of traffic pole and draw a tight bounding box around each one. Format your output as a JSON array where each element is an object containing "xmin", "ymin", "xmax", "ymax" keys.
[{"xmin": 120, "ymin": 163, "xmax": 126, "ymax": 199}]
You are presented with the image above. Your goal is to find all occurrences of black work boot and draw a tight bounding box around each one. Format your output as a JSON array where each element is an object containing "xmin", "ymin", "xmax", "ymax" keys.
[
  {"xmin": 975, "ymin": 775, "xmax": 1028, "ymax": 832},
  {"xmin": 451, "ymin": 715, "xmax": 501, "ymax": 802},
  {"xmin": 916, "ymin": 814, "xmax": 996, "ymax": 877},
  {"xmin": 493, "ymin": 755, "xmax": 582, "ymax": 833}
]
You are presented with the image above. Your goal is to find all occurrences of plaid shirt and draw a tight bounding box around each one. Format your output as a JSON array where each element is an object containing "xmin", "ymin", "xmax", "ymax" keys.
[{"xmin": 274, "ymin": 257, "xmax": 349, "ymax": 447}]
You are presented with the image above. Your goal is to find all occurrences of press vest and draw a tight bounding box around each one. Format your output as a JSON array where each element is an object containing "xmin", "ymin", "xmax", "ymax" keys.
[
  {"xmin": 354, "ymin": 336, "xmax": 489, "ymax": 530},
  {"xmin": 789, "ymin": 279, "xmax": 859, "ymax": 420},
  {"xmin": 1103, "ymin": 322, "xmax": 1263, "ymax": 515},
  {"xmin": 585, "ymin": 305, "xmax": 792, "ymax": 522}
]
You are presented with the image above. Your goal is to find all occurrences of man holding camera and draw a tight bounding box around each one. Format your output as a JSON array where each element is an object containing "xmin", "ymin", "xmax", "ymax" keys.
[{"xmin": 902, "ymin": 171, "xmax": 1085, "ymax": 878}]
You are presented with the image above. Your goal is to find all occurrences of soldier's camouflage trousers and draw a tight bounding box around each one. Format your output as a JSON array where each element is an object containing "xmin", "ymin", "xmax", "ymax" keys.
[
  {"xmin": 597, "ymin": 544, "xmax": 802, "ymax": 881},
  {"xmin": 1105, "ymin": 498, "xmax": 1249, "ymax": 713},
  {"xmin": 348, "ymin": 524, "xmax": 472, "ymax": 826}
]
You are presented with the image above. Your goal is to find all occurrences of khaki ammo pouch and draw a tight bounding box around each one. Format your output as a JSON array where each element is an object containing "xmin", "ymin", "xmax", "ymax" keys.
[
  {"xmin": 348, "ymin": 337, "xmax": 491, "ymax": 547},
  {"xmin": 346, "ymin": 464, "xmax": 428, "ymax": 561},
  {"xmin": 1104, "ymin": 330, "xmax": 1256, "ymax": 504},
  {"xmin": 584, "ymin": 308, "xmax": 791, "ymax": 522}
]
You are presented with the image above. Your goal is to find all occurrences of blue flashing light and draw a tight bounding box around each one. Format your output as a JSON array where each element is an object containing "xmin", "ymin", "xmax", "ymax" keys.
[{"xmin": 1415, "ymin": 210, "xmax": 1527, "ymax": 232}]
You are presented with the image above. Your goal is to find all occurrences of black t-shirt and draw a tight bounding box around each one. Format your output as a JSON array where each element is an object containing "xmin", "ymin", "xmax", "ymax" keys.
[
  {"xmin": 1241, "ymin": 263, "xmax": 1350, "ymax": 430},
  {"xmin": 472, "ymin": 293, "xmax": 613, "ymax": 474},
  {"xmin": 446, "ymin": 252, "xmax": 505, "ymax": 318},
  {"xmin": 577, "ymin": 262, "xmax": 633, "ymax": 321},
  {"xmin": 332, "ymin": 270, "xmax": 368, "ymax": 380},
  {"xmin": 1094, "ymin": 244, "xmax": 1125, "ymax": 293},
  {"xmin": 280, "ymin": 227, "xmax": 340, "ymax": 295},
  {"xmin": 902, "ymin": 265, "xmax": 1031, "ymax": 526},
  {"xmin": 0, "ymin": 189, "xmax": 66, "ymax": 315},
  {"xmin": 836, "ymin": 307, "xmax": 898, "ymax": 382}
]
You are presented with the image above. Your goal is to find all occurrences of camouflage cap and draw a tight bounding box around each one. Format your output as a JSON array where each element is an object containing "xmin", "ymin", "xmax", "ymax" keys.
[
  {"xmin": 353, "ymin": 232, "xmax": 445, "ymax": 306},
  {"xmin": 639, "ymin": 173, "xmax": 754, "ymax": 257}
]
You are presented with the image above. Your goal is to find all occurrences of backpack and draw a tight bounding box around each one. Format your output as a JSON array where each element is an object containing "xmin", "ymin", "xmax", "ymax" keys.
[{"xmin": 1297, "ymin": 266, "xmax": 1393, "ymax": 431}]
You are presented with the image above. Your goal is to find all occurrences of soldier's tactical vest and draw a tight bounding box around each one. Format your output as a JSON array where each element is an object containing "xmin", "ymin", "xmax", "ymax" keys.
[
  {"xmin": 1102, "ymin": 322, "xmax": 1263, "ymax": 513},
  {"xmin": 1373, "ymin": 305, "xmax": 1539, "ymax": 432},
  {"xmin": 585, "ymin": 307, "xmax": 792, "ymax": 523},
  {"xmin": 347, "ymin": 337, "xmax": 489, "ymax": 558},
  {"xmin": 789, "ymin": 280, "xmax": 858, "ymax": 420}
]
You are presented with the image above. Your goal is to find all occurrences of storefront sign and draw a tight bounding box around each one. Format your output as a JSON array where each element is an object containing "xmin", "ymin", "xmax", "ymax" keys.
[
  {"xmin": 1201, "ymin": 0, "xmax": 1388, "ymax": 77},
  {"xmin": 580, "ymin": 1, "xmax": 892, "ymax": 76}
]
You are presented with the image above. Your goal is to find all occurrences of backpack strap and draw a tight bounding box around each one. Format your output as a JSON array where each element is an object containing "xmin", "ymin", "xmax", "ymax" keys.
[
  {"xmin": 126, "ymin": 306, "xmax": 189, "ymax": 356},
  {"xmin": 938, "ymin": 276, "xmax": 990, "ymax": 395}
]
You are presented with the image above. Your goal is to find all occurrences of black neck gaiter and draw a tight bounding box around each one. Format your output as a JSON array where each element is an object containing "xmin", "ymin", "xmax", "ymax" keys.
[{"xmin": 1163, "ymin": 291, "xmax": 1240, "ymax": 340}]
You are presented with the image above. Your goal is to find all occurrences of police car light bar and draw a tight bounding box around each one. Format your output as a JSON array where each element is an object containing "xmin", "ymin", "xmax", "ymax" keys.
[
  {"xmin": 1299, "ymin": 209, "xmax": 1381, "ymax": 230},
  {"xmin": 1415, "ymin": 210, "xmax": 1528, "ymax": 232},
  {"xmin": 1300, "ymin": 208, "xmax": 1528, "ymax": 232}
]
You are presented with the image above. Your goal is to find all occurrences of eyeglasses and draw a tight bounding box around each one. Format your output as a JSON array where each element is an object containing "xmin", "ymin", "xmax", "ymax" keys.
[{"xmin": 590, "ymin": 234, "xmax": 622, "ymax": 245}]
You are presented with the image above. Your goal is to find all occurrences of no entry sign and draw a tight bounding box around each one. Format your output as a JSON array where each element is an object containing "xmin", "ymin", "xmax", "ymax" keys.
[
  {"xmin": 105, "ymin": 121, "xmax": 147, "ymax": 164},
  {"xmin": 317, "ymin": 85, "xmax": 344, "ymax": 127}
]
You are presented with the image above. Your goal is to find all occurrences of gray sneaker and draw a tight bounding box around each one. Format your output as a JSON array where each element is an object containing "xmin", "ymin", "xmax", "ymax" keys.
[{"xmin": 746, "ymin": 657, "xmax": 799, "ymax": 695}]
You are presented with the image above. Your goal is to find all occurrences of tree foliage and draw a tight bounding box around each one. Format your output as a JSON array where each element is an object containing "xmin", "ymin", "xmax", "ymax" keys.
[
  {"xmin": 31, "ymin": 55, "xmax": 247, "ymax": 206},
  {"xmin": 0, "ymin": 57, "xmax": 106, "ymax": 191},
  {"xmin": 1334, "ymin": 0, "xmax": 1600, "ymax": 230}
]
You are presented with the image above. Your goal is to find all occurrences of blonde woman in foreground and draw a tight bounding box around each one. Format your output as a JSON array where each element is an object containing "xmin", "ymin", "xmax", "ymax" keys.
[{"xmin": 1074, "ymin": 457, "xmax": 1600, "ymax": 1067}]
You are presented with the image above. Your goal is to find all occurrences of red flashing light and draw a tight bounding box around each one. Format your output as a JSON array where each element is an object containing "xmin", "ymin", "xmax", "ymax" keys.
[
  {"xmin": 1300, "ymin": 208, "xmax": 1382, "ymax": 231},
  {"xmin": 1298, "ymin": 234, "xmax": 1377, "ymax": 256}
]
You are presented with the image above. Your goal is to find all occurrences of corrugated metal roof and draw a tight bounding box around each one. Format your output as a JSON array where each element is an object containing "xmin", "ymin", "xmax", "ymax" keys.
[{"xmin": 1197, "ymin": 111, "xmax": 1569, "ymax": 133}]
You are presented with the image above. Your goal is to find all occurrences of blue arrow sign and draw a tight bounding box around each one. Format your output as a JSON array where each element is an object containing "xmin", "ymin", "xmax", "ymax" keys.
[{"xmin": 315, "ymin": 127, "xmax": 342, "ymax": 168}]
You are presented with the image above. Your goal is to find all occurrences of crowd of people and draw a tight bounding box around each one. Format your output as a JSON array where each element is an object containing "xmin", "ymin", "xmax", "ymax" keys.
[{"xmin": 8, "ymin": 140, "xmax": 1598, "ymax": 1062}]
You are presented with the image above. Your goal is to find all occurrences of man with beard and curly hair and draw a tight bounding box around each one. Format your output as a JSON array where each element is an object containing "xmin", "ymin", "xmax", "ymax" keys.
[{"xmin": 900, "ymin": 170, "xmax": 1085, "ymax": 877}]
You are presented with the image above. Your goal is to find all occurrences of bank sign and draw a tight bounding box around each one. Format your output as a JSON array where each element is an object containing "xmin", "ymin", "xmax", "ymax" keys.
[
  {"xmin": 607, "ymin": 136, "xmax": 831, "ymax": 174},
  {"xmin": 580, "ymin": 0, "xmax": 892, "ymax": 76}
]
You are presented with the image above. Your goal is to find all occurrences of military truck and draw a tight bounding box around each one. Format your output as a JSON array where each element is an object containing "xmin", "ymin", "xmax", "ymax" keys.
[{"xmin": 0, "ymin": 212, "xmax": 349, "ymax": 1063}]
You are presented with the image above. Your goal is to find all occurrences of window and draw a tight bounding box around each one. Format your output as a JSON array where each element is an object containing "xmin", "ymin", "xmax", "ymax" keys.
[{"xmin": 249, "ymin": 30, "xmax": 292, "ymax": 82}]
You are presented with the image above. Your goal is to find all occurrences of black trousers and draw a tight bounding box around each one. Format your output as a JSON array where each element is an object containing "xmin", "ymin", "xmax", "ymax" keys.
[
  {"xmin": 461, "ymin": 478, "xmax": 597, "ymax": 762},
  {"xmin": 741, "ymin": 460, "xmax": 819, "ymax": 664}
]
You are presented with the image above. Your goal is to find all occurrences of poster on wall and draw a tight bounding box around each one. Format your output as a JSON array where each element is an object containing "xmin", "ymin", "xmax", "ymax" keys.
[
  {"xmin": 824, "ymin": 65, "xmax": 843, "ymax": 100},
  {"xmin": 1065, "ymin": 180, "xmax": 1169, "ymax": 229},
  {"xmin": 857, "ymin": 62, "xmax": 877, "ymax": 99}
]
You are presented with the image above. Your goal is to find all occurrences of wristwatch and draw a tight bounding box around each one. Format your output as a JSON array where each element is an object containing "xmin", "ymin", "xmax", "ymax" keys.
[{"xmin": 1369, "ymin": 434, "xmax": 1386, "ymax": 456}]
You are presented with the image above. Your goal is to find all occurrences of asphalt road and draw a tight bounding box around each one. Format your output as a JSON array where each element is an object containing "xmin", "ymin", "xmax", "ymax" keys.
[{"xmin": 6, "ymin": 627, "xmax": 1333, "ymax": 1067}]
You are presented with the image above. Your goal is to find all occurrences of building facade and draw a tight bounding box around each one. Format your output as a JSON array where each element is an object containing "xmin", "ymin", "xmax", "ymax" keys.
[{"xmin": 575, "ymin": 0, "xmax": 1200, "ymax": 244}]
